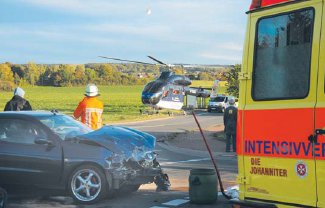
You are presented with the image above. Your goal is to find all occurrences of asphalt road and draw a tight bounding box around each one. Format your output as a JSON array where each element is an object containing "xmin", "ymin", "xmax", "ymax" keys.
[
  {"xmin": 6, "ymin": 111, "xmax": 238, "ymax": 208},
  {"xmin": 118, "ymin": 111, "xmax": 224, "ymax": 133}
]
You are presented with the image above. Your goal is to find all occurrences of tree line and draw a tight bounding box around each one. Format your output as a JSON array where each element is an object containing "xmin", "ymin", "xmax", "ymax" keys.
[
  {"xmin": 0, "ymin": 61, "xmax": 234, "ymax": 91},
  {"xmin": 0, "ymin": 62, "xmax": 157, "ymax": 90}
]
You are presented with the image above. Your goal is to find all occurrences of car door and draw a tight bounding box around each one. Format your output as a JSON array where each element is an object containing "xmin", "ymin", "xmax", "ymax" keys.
[
  {"xmin": 0, "ymin": 117, "xmax": 62, "ymax": 187},
  {"xmin": 240, "ymin": 1, "xmax": 321, "ymax": 206}
]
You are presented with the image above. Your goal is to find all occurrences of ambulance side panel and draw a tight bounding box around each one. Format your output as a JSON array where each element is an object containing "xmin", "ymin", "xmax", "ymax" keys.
[{"xmin": 239, "ymin": 0, "xmax": 323, "ymax": 207}]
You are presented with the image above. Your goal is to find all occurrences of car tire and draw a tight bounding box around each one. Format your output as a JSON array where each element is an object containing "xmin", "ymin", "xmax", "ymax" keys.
[
  {"xmin": 207, "ymin": 108, "xmax": 211, "ymax": 112},
  {"xmin": 69, "ymin": 165, "xmax": 108, "ymax": 204}
]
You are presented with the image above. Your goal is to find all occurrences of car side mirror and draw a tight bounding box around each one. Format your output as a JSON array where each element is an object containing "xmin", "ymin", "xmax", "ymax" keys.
[{"xmin": 34, "ymin": 138, "xmax": 54, "ymax": 147}]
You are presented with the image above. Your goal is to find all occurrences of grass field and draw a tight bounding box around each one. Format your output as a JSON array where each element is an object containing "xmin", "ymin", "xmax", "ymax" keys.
[
  {"xmin": 0, "ymin": 83, "xmax": 227, "ymax": 123},
  {"xmin": 0, "ymin": 85, "xmax": 150, "ymax": 123}
]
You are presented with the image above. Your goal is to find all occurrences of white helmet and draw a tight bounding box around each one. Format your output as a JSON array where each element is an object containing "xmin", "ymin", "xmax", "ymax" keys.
[
  {"xmin": 14, "ymin": 87, "xmax": 25, "ymax": 98},
  {"xmin": 229, "ymin": 97, "xmax": 235, "ymax": 105},
  {"xmin": 85, "ymin": 84, "xmax": 99, "ymax": 97}
]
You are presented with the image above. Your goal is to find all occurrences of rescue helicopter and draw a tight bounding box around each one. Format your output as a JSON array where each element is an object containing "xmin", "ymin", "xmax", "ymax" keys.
[{"xmin": 99, "ymin": 56, "xmax": 210, "ymax": 110}]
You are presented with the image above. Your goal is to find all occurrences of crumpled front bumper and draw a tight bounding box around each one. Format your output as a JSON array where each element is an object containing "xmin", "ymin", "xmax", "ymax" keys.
[{"xmin": 105, "ymin": 166, "xmax": 162, "ymax": 190}]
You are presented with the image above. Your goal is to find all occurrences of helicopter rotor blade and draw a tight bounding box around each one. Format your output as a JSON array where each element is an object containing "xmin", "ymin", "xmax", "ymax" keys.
[
  {"xmin": 99, "ymin": 56, "xmax": 156, "ymax": 65},
  {"xmin": 147, "ymin": 56, "xmax": 168, "ymax": 66}
]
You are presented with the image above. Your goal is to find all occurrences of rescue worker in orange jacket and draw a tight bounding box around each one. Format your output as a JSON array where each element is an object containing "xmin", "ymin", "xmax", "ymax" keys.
[{"xmin": 74, "ymin": 84, "xmax": 103, "ymax": 130}]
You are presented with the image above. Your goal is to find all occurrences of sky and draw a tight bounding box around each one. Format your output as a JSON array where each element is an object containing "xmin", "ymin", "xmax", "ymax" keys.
[{"xmin": 0, "ymin": 0, "xmax": 252, "ymax": 65}]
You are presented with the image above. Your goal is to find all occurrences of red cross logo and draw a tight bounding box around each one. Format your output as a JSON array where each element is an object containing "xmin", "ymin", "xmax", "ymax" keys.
[{"xmin": 296, "ymin": 161, "xmax": 307, "ymax": 178}]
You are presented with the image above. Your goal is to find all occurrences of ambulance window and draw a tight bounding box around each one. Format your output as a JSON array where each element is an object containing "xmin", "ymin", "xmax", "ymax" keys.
[{"xmin": 252, "ymin": 9, "xmax": 314, "ymax": 100}]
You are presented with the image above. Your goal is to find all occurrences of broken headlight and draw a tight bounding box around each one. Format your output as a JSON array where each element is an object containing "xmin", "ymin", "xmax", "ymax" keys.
[
  {"xmin": 144, "ymin": 151, "xmax": 157, "ymax": 162},
  {"xmin": 138, "ymin": 152, "xmax": 158, "ymax": 168}
]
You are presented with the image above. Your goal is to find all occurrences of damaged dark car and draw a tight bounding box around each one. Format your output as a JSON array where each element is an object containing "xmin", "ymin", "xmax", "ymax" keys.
[{"xmin": 0, "ymin": 111, "xmax": 167, "ymax": 204}]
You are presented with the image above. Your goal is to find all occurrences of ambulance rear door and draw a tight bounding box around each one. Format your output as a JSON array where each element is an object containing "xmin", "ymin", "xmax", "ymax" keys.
[
  {"xmin": 315, "ymin": 1, "xmax": 325, "ymax": 206},
  {"xmin": 241, "ymin": 1, "xmax": 322, "ymax": 206}
]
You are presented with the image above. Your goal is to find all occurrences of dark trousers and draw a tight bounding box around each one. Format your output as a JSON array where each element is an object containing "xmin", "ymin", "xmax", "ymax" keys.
[{"xmin": 226, "ymin": 132, "xmax": 236, "ymax": 152}]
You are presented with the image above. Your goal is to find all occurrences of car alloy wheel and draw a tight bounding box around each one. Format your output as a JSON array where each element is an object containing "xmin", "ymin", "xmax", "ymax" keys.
[{"xmin": 70, "ymin": 165, "xmax": 106, "ymax": 204}]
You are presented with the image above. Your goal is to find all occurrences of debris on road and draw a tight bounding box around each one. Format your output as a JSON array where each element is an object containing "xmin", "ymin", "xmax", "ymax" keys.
[{"xmin": 225, "ymin": 185, "xmax": 239, "ymax": 199}]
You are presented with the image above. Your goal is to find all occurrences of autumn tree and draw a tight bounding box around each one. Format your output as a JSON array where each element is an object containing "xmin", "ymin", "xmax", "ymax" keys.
[
  {"xmin": 98, "ymin": 64, "xmax": 114, "ymax": 84},
  {"xmin": 225, "ymin": 64, "xmax": 241, "ymax": 97},
  {"xmin": 173, "ymin": 67, "xmax": 184, "ymax": 75},
  {"xmin": 0, "ymin": 63, "xmax": 14, "ymax": 82},
  {"xmin": 25, "ymin": 62, "xmax": 40, "ymax": 85},
  {"xmin": 74, "ymin": 65, "xmax": 86, "ymax": 85}
]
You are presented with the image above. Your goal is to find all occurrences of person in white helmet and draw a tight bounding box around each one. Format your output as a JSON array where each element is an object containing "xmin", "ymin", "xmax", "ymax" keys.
[
  {"xmin": 74, "ymin": 84, "xmax": 104, "ymax": 130},
  {"xmin": 223, "ymin": 97, "xmax": 237, "ymax": 152},
  {"xmin": 4, "ymin": 87, "xmax": 32, "ymax": 111}
]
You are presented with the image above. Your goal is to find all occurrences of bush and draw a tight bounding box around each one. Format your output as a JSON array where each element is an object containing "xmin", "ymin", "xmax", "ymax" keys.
[{"xmin": 0, "ymin": 81, "xmax": 14, "ymax": 92}]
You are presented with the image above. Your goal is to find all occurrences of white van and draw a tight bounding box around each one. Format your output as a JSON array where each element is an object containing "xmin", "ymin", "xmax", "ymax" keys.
[{"xmin": 207, "ymin": 95, "xmax": 236, "ymax": 113}]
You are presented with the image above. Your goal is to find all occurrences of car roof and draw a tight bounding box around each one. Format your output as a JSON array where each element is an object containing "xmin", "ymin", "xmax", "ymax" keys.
[{"xmin": 0, "ymin": 111, "xmax": 64, "ymax": 117}]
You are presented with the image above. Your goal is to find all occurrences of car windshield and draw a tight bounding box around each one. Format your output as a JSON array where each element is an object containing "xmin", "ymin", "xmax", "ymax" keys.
[
  {"xmin": 36, "ymin": 115, "xmax": 92, "ymax": 140},
  {"xmin": 210, "ymin": 97, "xmax": 225, "ymax": 102}
]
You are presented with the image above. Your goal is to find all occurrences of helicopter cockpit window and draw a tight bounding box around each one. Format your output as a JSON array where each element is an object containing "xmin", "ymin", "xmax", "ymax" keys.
[
  {"xmin": 159, "ymin": 71, "xmax": 174, "ymax": 80},
  {"xmin": 147, "ymin": 82, "xmax": 164, "ymax": 93},
  {"xmin": 143, "ymin": 82, "xmax": 154, "ymax": 92}
]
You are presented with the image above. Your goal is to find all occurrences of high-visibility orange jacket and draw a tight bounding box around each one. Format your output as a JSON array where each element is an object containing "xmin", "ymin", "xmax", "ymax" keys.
[{"xmin": 74, "ymin": 97, "xmax": 104, "ymax": 130}]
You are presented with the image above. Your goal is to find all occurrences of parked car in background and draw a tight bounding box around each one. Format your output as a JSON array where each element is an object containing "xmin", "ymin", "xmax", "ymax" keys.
[
  {"xmin": 0, "ymin": 111, "xmax": 163, "ymax": 204},
  {"xmin": 207, "ymin": 95, "xmax": 238, "ymax": 113}
]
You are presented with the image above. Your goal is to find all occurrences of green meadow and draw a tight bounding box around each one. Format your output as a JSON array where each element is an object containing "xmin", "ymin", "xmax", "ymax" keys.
[
  {"xmin": 0, "ymin": 81, "xmax": 227, "ymax": 123},
  {"xmin": 0, "ymin": 85, "xmax": 148, "ymax": 123}
]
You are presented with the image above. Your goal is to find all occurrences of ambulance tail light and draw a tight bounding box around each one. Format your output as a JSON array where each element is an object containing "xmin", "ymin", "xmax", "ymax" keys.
[{"xmin": 250, "ymin": 0, "xmax": 297, "ymax": 11}]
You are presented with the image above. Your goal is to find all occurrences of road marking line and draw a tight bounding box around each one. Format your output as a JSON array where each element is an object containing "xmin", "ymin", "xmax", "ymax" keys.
[{"xmin": 162, "ymin": 199, "xmax": 189, "ymax": 206}]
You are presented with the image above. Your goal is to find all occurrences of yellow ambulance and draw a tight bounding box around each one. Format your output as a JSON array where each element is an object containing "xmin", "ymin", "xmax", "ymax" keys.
[{"xmin": 236, "ymin": 0, "xmax": 325, "ymax": 207}]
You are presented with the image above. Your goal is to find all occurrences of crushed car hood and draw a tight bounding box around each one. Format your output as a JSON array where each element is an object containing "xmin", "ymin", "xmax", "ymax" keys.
[{"xmin": 76, "ymin": 125, "xmax": 156, "ymax": 161}]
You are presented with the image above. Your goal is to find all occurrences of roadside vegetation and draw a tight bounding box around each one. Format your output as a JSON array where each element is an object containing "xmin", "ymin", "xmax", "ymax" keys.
[
  {"xmin": 0, "ymin": 85, "xmax": 153, "ymax": 123},
  {"xmin": 0, "ymin": 62, "xmax": 230, "ymax": 90}
]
